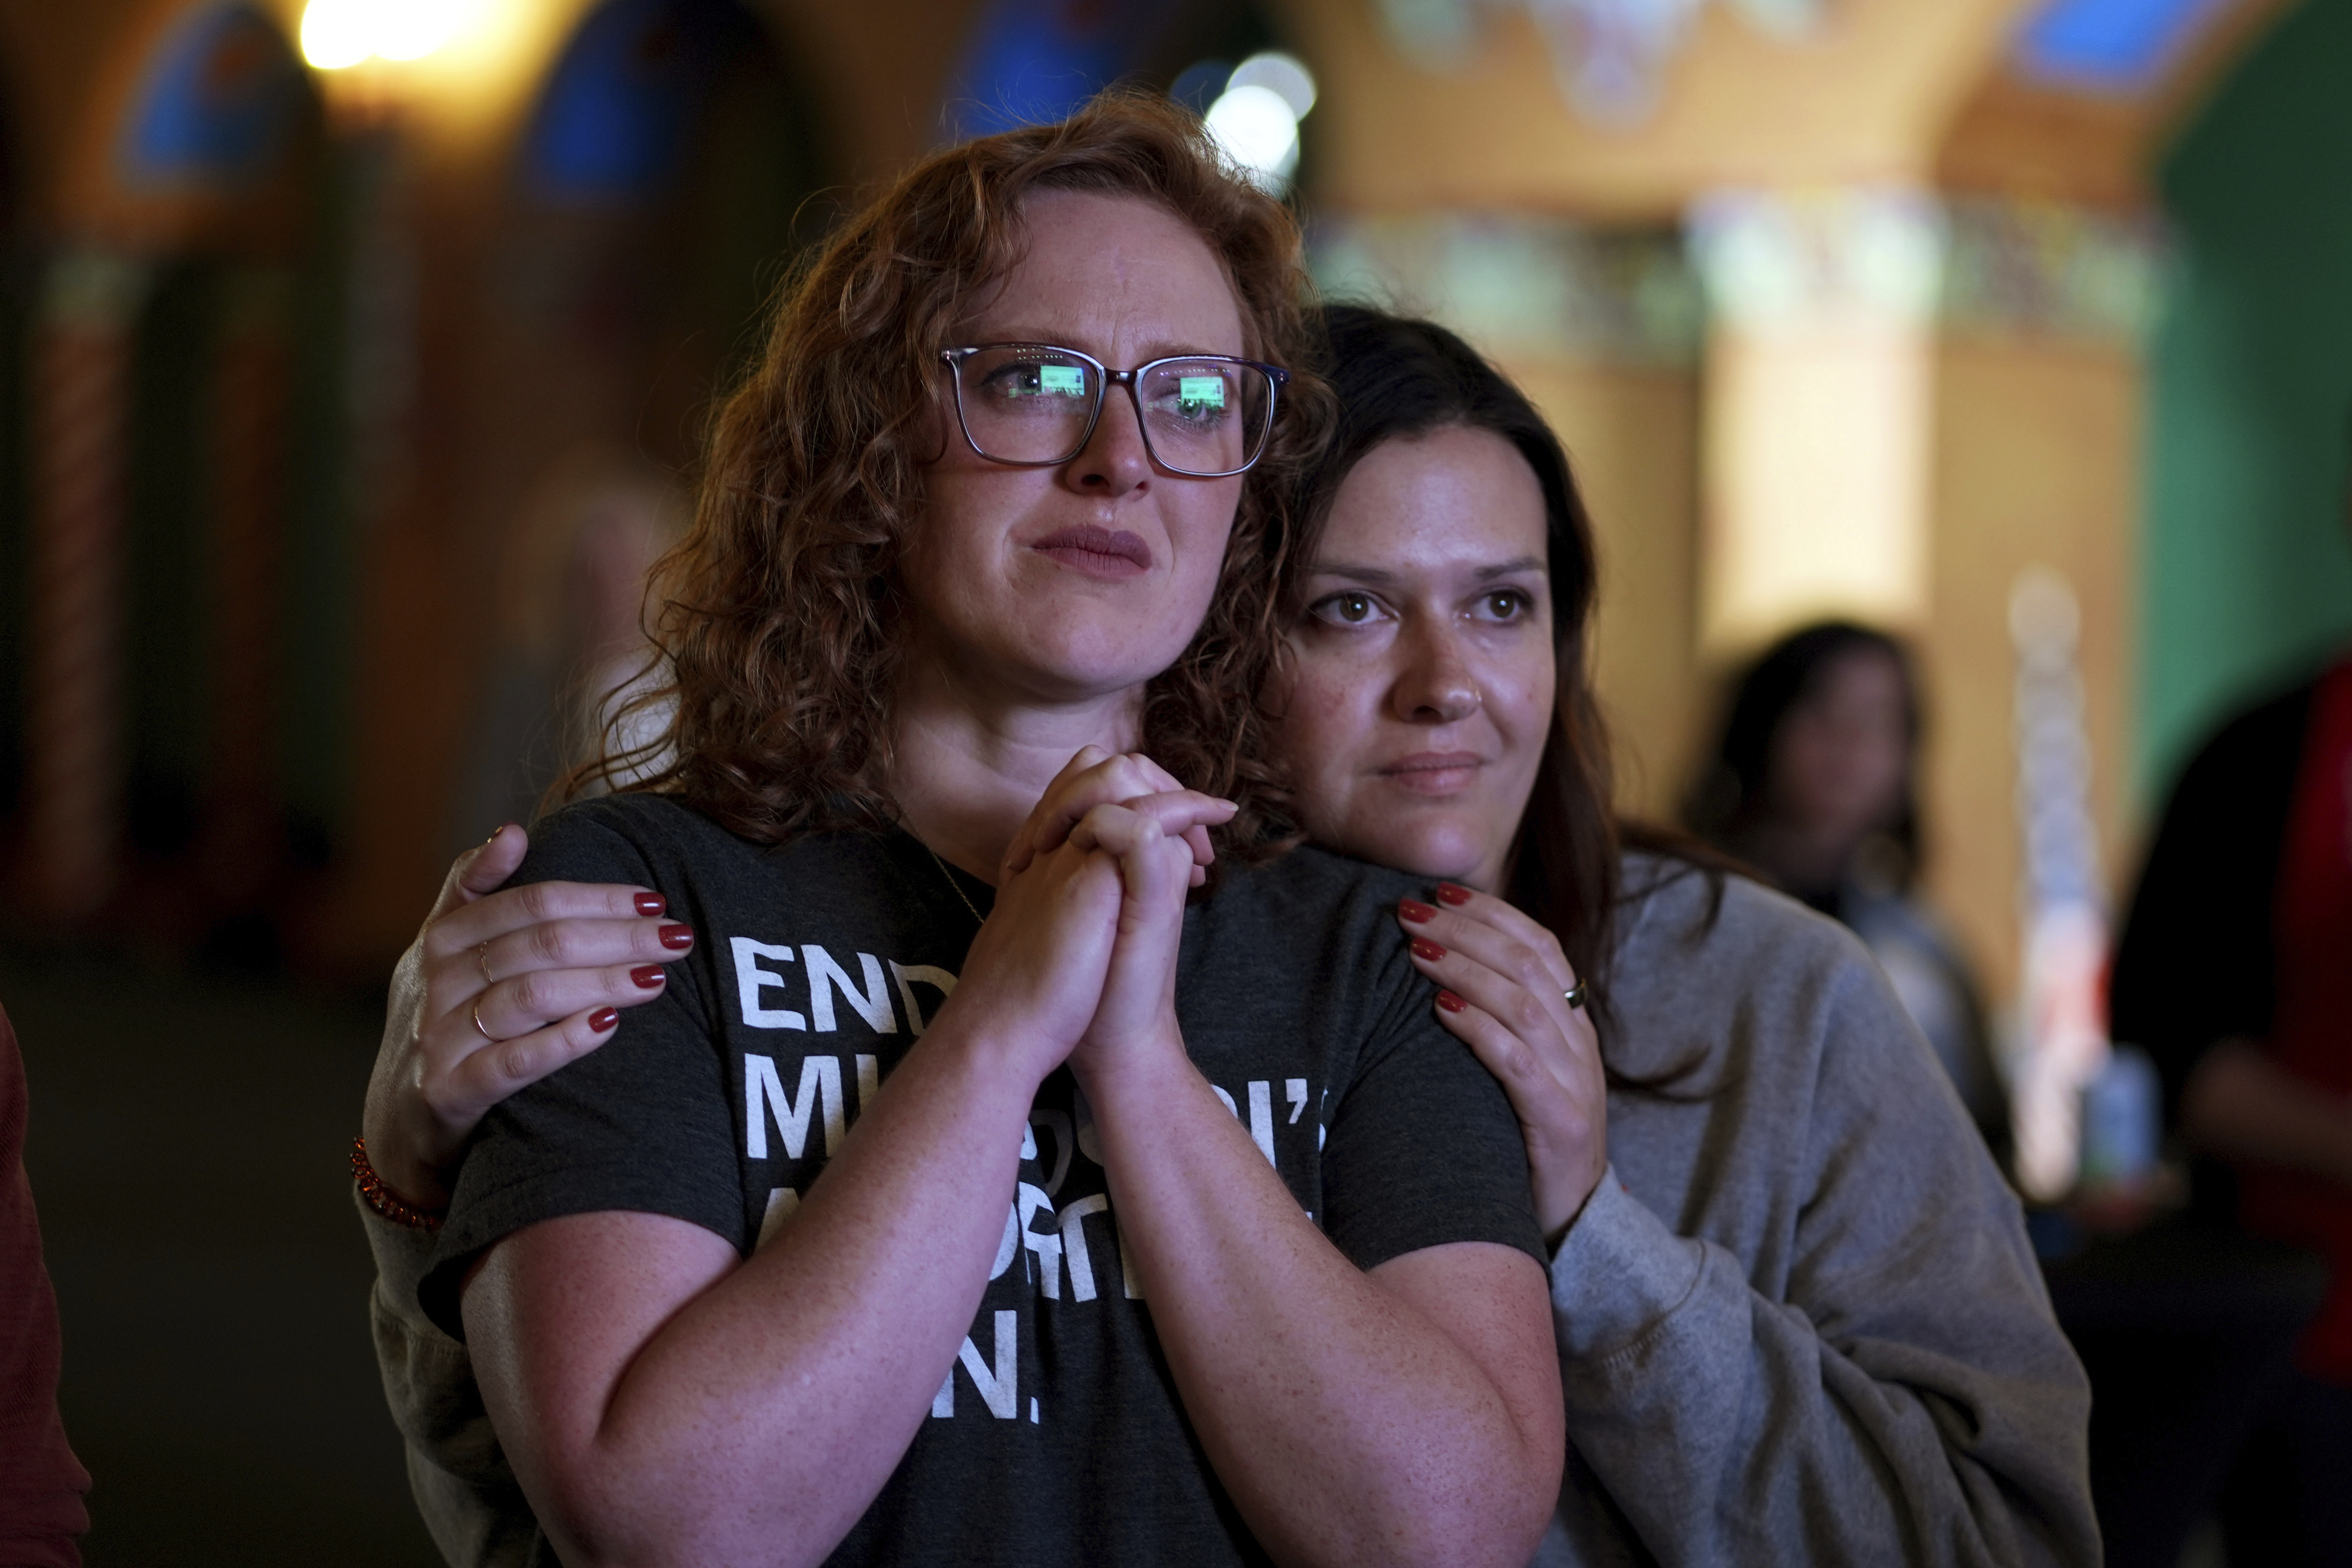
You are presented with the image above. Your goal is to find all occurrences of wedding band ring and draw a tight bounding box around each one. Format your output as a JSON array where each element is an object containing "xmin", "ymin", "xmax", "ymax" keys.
[
  {"xmin": 471, "ymin": 999, "xmax": 497, "ymax": 1042},
  {"xmin": 1563, "ymin": 981, "xmax": 1588, "ymax": 1010},
  {"xmin": 477, "ymin": 942, "xmax": 495, "ymax": 986}
]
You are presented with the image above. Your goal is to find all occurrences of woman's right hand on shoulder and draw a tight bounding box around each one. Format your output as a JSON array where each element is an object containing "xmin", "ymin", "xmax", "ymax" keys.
[
  {"xmin": 1395, "ymin": 882, "xmax": 1607, "ymax": 1249},
  {"xmin": 360, "ymin": 823, "xmax": 695, "ymax": 1212},
  {"xmin": 930, "ymin": 747, "xmax": 1230, "ymax": 1086}
]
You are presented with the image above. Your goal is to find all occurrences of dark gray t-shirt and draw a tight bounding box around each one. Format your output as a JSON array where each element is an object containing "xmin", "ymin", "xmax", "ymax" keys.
[{"xmin": 423, "ymin": 792, "xmax": 1541, "ymax": 1567}]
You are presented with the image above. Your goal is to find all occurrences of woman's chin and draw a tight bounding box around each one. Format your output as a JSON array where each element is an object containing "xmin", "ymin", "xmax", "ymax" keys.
[{"xmin": 1331, "ymin": 821, "xmax": 1491, "ymax": 888}]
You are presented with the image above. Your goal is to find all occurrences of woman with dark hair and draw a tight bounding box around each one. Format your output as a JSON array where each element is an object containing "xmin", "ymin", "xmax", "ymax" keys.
[
  {"xmin": 360, "ymin": 294, "xmax": 2094, "ymax": 1562},
  {"xmin": 356, "ymin": 100, "xmax": 1563, "ymax": 1568},
  {"xmin": 1685, "ymin": 623, "xmax": 2009, "ymax": 1163},
  {"xmin": 1274, "ymin": 306, "xmax": 2084, "ymax": 1563}
]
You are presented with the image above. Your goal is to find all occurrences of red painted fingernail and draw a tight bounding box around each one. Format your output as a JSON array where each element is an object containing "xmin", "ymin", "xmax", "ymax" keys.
[
  {"xmin": 589, "ymin": 1007, "xmax": 620, "ymax": 1031},
  {"xmin": 631, "ymin": 965, "xmax": 665, "ymax": 989},
  {"xmin": 1436, "ymin": 989, "xmax": 1466, "ymax": 1013},
  {"xmin": 1437, "ymin": 883, "xmax": 1473, "ymax": 905},
  {"xmin": 659, "ymin": 923, "xmax": 693, "ymax": 949},
  {"xmin": 635, "ymin": 892, "xmax": 665, "ymax": 916},
  {"xmin": 1411, "ymin": 937, "xmax": 1447, "ymax": 962},
  {"xmin": 1398, "ymin": 898, "xmax": 1436, "ymax": 924}
]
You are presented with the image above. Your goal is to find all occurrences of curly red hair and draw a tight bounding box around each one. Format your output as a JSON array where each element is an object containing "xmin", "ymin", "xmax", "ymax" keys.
[{"xmin": 574, "ymin": 94, "xmax": 1331, "ymax": 851}]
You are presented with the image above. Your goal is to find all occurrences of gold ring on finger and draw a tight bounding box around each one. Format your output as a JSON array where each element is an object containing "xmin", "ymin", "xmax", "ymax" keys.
[
  {"xmin": 471, "ymin": 999, "xmax": 499, "ymax": 1042},
  {"xmin": 477, "ymin": 942, "xmax": 495, "ymax": 986},
  {"xmin": 1563, "ymin": 980, "xmax": 1589, "ymax": 1010}
]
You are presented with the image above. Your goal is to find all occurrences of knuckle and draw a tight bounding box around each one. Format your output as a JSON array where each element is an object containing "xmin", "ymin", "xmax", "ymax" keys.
[
  {"xmin": 496, "ymin": 1038, "xmax": 539, "ymax": 1083},
  {"xmin": 1487, "ymin": 1035, "xmax": 1529, "ymax": 1081},
  {"xmin": 1508, "ymin": 995, "xmax": 1548, "ymax": 1037},
  {"xmin": 511, "ymin": 971, "xmax": 557, "ymax": 1016},
  {"xmin": 416, "ymin": 920, "xmax": 457, "ymax": 961},
  {"xmin": 527, "ymin": 922, "xmax": 567, "ymax": 966}
]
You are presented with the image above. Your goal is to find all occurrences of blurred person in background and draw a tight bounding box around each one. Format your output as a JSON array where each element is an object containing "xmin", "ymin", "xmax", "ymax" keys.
[
  {"xmin": 2110, "ymin": 517, "xmax": 2352, "ymax": 1563},
  {"xmin": 355, "ymin": 302, "xmax": 2095, "ymax": 1566},
  {"xmin": 1686, "ymin": 622, "xmax": 2012, "ymax": 1168},
  {"xmin": 0, "ymin": 999, "xmax": 90, "ymax": 1564},
  {"xmin": 447, "ymin": 451, "xmax": 685, "ymax": 853}
]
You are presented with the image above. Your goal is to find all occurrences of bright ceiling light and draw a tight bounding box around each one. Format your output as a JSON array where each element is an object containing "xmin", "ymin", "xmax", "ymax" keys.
[
  {"xmin": 300, "ymin": 0, "xmax": 375, "ymax": 69},
  {"xmin": 1205, "ymin": 84, "xmax": 1300, "ymax": 190},
  {"xmin": 372, "ymin": 0, "xmax": 471, "ymax": 61},
  {"xmin": 1227, "ymin": 52, "xmax": 1316, "ymax": 120},
  {"xmin": 300, "ymin": 0, "xmax": 475, "ymax": 70}
]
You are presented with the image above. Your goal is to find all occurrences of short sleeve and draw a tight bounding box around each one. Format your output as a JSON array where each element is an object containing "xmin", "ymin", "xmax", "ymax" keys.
[
  {"xmin": 420, "ymin": 802, "xmax": 743, "ymax": 1339},
  {"xmin": 1317, "ymin": 984, "xmax": 1544, "ymax": 1273}
]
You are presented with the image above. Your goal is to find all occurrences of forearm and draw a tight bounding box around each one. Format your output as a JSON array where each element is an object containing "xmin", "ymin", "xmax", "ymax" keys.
[
  {"xmin": 1551, "ymin": 1178, "xmax": 2096, "ymax": 1567},
  {"xmin": 2183, "ymin": 1039, "xmax": 2352, "ymax": 1189},
  {"xmin": 1080, "ymin": 1049, "xmax": 1558, "ymax": 1568},
  {"xmin": 475, "ymin": 1022, "xmax": 1044, "ymax": 1568}
]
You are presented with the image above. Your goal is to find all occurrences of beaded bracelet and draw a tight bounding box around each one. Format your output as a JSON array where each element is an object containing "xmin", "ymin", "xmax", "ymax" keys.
[{"xmin": 351, "ymin": 1136, "xmax": 446, "ymax": 1232}]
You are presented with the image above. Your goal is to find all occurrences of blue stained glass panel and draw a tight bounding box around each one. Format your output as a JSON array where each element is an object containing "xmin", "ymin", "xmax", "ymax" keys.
[
  {"xmin": 2014, "ymin": 0, "xmax": 2230, "ymax": 93},
  {"xmin": 522, "ymin": 0, "xmax": 758, "ymax": 203},
  {"xmin": 940, "ymin": 0, "xmax": 1184, "ymax": 141},
  {"xmin": 119, "ymin": 4, "xmax": 306, "ymax": 193}
]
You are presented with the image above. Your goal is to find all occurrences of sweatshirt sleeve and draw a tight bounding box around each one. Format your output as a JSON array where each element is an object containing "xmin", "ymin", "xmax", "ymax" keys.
[
  {"xmin": 356, "ymin": 1190, "xmax": 548, "ymax": 1567},
  {"xmin": 1544, "ymin": 948, "xmax": 2098, "ymax": 1567}
]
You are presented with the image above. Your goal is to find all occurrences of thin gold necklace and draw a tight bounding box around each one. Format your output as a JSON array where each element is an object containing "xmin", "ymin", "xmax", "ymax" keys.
[{"xmin": 923, "ymin": 841, "xmax": 986, "ymax": 927}]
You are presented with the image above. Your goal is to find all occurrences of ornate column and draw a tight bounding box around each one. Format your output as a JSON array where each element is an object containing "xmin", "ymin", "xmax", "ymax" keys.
[
  {"xmin": 24, "ymin": 250, "xmax": 149, "ymax": 925},
  {"xmin": 1687, "ymin": 186, "xmax": 1948, "ymax": 655},
  {"xmin": 199, "ymin": 267, "xmax": 294, "ymax": 909}
]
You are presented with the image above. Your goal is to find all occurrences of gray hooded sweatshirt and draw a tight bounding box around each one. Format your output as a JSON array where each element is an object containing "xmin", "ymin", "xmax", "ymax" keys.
[{"xmin": 359, "ymin": 856, "xmax": 2096, "ymax": 1566}]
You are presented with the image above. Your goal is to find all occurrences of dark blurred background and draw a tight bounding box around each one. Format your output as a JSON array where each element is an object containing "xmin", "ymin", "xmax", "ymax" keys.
[{"xmin": 1, "ymin": 0, "xmax": 2349, "ymax": 1561}]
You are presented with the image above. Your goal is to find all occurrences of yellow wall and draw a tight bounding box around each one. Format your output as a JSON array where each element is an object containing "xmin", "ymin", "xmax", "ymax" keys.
[
  {"xmin": 1506, "ymin": 359, "xmax": 1705, "ymax": 818},
  {"xmin": 1923, "ymin": 338, "xmax": 2139, "ymax": 1006}
]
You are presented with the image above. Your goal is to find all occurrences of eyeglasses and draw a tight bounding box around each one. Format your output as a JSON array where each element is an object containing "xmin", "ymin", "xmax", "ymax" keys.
[{"xmin": 940, "ymin": 343, "xmax": 1287, "ymax": 478}]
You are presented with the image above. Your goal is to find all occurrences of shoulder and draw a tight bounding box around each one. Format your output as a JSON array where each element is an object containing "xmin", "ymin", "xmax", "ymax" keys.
[
  {"xmin": 2163, "ymin": 673, "xmax": 2317, "ymax": 820},
  {"xmin": 517, "ymin": 793, "xmax": 793, "ymax": 887},
  {"xmin": 1201, "ymin": 842, "xmax": 1426, "ymax": 934},
  {"xmin": 1615, "ymin": 850, "xmax": 1866, "ymax": 987},
  {"xmin": 1606, "ymin": 851, "xmax": 1918, "ymax": 1087},
  {"xmin": 528, "ymin": 792, "xmax": 726, "ymax": 856}
]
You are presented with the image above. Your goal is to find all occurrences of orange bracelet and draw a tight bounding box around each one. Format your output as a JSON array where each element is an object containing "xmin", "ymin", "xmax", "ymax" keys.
[{"xmin": 351, "ymin": 1136, "xmax": 446, "ymax": 1231}]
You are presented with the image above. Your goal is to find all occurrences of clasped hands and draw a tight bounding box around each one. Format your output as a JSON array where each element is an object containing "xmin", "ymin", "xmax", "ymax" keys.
[
  {"xmin": 945, "ymin": 745, "xmax": 1235, "ymax": 1089},
  {"xmin": 358, "ymin": 748, "xmax": 1229, "ymax": 1212}
]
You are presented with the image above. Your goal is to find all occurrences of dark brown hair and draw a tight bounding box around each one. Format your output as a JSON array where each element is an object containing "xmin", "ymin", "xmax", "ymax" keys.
[
  {"xmin": 1683, "ymin": 619, "xmax": 1923, "ymax": 892},
  {"xmin": 579, "ymin": 94, "xmax": 1334, "ymax": 847}
]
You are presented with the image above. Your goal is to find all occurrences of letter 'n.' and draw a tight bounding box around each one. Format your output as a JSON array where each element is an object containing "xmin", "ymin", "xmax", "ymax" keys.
[{"xmin": 931, "ymin": 1310, "xmax": 1019, "ymax": 1420}]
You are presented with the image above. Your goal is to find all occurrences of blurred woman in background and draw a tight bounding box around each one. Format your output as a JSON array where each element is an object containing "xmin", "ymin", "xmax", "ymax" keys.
[{"xmin": 1685, "ymin": 622, "xmax": 2012, "ymax": 1167}]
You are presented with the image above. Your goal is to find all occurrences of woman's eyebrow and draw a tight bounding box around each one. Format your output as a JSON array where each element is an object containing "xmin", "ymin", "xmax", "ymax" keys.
[
  {"xmin": 1306, "ymin": 556, "xmax": 1549, "ymax": 586},
  {"xmin": 1304, "ymin": 561, "xmax": 1398, "ymax": 586}
]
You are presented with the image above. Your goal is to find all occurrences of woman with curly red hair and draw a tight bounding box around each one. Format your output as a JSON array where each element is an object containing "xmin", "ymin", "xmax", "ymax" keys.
[{"xmin": 363, "ymin": 96, "xmax": 1561, "ymax": 1567}]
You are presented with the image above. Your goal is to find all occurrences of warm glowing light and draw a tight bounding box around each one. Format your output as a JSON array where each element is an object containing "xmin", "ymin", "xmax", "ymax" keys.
[
  {"xmin": 373, "ymin": 0, "xmax": 471, "ymax": 61},
  {"xmin": 300, "ymin": 0, "xmax": 375, "ymax": 69},
  {"xmin": 301, "ymin": 0, "xmax": 478, "ymax": 70}
]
